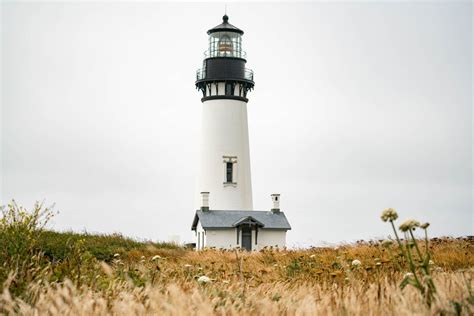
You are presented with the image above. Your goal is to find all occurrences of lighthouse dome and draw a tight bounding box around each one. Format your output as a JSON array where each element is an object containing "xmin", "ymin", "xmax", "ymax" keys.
[{"xmin": 207, "ymin": 15, "xmax": 244, "ymax": 35}]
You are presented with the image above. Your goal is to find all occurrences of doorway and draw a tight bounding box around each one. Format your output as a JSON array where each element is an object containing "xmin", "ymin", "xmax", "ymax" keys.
[{"xmin": 241, "ymin": 226, "xmax": 252, "ymax": 251}]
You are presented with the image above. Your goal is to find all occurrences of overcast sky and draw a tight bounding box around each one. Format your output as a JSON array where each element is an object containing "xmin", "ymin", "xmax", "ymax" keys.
[{"xmin": 1, "ymin": 2, "xmax": 472, "ymax": 246}]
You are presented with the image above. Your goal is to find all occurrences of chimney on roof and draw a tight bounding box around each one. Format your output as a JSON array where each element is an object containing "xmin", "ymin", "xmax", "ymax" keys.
[
  {"xmin": 201, "ymin": 192, "xmax": 210, "ymax": 212},
  {"xmin": 271, "ymin": 194, "xmax": 280, "ymax": 213}
]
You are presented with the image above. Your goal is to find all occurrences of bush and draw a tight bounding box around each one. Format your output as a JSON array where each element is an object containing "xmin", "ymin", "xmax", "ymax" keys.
[{"xmin": 0, "ymin": 200, "xmax": 55, "ymax": 296}]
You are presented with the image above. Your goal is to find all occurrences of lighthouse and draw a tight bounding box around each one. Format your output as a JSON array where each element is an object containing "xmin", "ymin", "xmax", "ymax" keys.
[
  {"xmin": 195, "ymin": 14, "xmax": 254, "ymax": 211},
  {"xmin": 192, "ymin": 15, "xmax": 291, "ymax": 251}
]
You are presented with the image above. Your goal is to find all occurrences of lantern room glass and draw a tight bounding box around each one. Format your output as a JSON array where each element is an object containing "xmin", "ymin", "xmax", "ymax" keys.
[{"xmin": 207, "ymin": 32, "xmax": 244, "ymax": 59}]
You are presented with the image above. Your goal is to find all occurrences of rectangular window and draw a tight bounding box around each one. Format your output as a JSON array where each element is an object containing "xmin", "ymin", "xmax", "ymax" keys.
[
  {"xmin": 226, "ymin": 162, "xmax": 233, "ymax": 183},
  {"xmin": 223, "ymin": 156, "xmax": 237, "ymax": 186},
  {"xmin": 225, "ymin": 83, "xmax": 233, "ymax": 96}
]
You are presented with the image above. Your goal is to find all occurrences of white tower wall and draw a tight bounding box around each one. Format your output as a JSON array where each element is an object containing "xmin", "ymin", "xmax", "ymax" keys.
[{"xmin": 196, "ymin": 97, "xmax": 253, "ymax": 210}]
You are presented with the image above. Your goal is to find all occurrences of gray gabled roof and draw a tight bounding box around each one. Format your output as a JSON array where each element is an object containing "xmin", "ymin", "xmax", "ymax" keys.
[{"xmin": 191, "ymin": 210, "xmax": 291, "ymax": 231}]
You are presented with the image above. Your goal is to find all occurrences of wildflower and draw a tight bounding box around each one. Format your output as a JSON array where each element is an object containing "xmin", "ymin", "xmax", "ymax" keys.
[
  {"xmin": 376, "ymin": 262, "xmax": 382, "ymax": 266},
  {"xmin": 184, "ymin": 264, "xmax": 193, "ymax": 268},
  {"xmin": 310, "ymin": 254, "xmax": 316, "ymax": 259},
  {"xmin": 381, "ymin": 208, "xmax": 398, "ymax": 222},
  {"xmin": 420, "ymin": 222, "xmax": 430, "ymax": 229},
  {"xmin": 399, "ymin": 219, "xmax": 420, "ymax": 232},
  {"xmin": 381, "ymin": 239, "xmax": 394, "ymax": 247},
  {"xmin": 404, "ymin": 272, "xmax": 414, "ymax": 278},
  {"xmin": 113, "ymin": 253, "xmax": 120, "ymax": 258},
  {"xmin": 197, "ymin": 275, "xmax": 211, "ymax": 284},
  {"xmin": 151, "ymin": 255, "xmax": 161, "ymax": 261},
  {"xmin": 429, "ymin": 260, "xmax": 435, "ymax": 265},
  {"xmin": 222, "ymin": 280, "xmax": 230, "ymax": 284},
  {"xmin": 351, "ymin": 259, "xmax": 361, "ymax": 267}
]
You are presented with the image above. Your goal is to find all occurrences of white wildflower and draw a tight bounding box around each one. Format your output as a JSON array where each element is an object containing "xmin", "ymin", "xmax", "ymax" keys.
[
  {"xmin": 184, "ymin": 264, "xmax": 193, "ymax": 268},
  {"xmin": 310, "ymin": 254, "xmax": 316, "ymax": 259},
  {"xmin": 399, "ymin": 219, "xmax": 420, "ymax": 232},
  {"xmin": 151, "ymin": 255, "xmax": 161, "ymax": 261},
  {"xmin": 381, "ymin": 208, "xmax": 398, "ymax": 222},
  {"xmin": 113, "ymin": 253, "xmax": 120, "ymax": 258},
  {"xmin": 404, "ymin": 272, "xmax": 414, "ymax": 278},
  {"xmin": 352, "ymin": 259, "xmax": 361, "ymax": 267},
  {"xmin": 197, "ymin": 275, "xmax": 211, "ymax": 284},
  {"xmin": 429, "ymin": 260, "xmax": 435, "ymax": 265}
]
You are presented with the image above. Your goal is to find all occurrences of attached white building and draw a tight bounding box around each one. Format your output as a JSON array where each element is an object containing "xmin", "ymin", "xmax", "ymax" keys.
[{"xmin": 191, "ymin": 15, "xmax": 291, "ymax": 251}]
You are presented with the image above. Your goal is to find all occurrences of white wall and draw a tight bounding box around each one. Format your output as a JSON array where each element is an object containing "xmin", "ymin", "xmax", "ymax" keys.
[
  {"xmin": 195, "ymin": 221, "xmax": 206, "ymax": 251},
  {"xmin": 255, "ymin": 229, "xmax": 287, "ymax": 250},
  {"xmin": 205, "ymin": 229, "xmax": 239, "ymax": 249},
  {"xmin": 199, "ymin": 226, "xmax": 287, "ymax": 251},
  {"xmin": 196, "ymin": 98, "xmax": 253, "ymax": 211}
]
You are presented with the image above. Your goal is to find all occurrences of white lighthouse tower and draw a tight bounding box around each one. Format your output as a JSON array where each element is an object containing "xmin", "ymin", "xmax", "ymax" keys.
[
  {"xmin": 191, "ymin": 16, "xmax": 291, "ymax": 251},
  {"xmin": 195, "ymin": 15, "xmax": 255, "ymax": 211}
]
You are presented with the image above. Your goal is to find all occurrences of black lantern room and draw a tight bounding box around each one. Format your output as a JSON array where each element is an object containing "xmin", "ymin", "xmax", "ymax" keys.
[{"xmin": 196, "ymin": 15, "xmax": 255, "ymax": 102}]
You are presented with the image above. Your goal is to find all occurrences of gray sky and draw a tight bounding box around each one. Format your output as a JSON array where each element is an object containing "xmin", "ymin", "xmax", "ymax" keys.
[{"xmin": 1, "ymin": 2, "xmax": 472, "ymax": 246}]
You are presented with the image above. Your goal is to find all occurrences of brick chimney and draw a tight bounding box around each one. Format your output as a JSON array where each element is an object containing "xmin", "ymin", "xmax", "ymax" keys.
[
  {"xmin": 271, "ymin": 194, "xmax": 280, "ymax": 213},
  {"xmin": 201, "ymin": 192, "xmax": 210, "ymax": 212}
]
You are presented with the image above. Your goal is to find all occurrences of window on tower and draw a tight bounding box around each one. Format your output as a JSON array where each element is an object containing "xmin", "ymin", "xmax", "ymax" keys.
[
  {"xmin": 218, "ymin": 34, "xmax": 233, "ymax": 55},
  {"xmin": 225, "ymin": 83, "xmax": 233, "ymax": 96},
  {"xmin": 208, "ymin": 32, "xmax": 243, "ymax": 58},
  {"xmin": 226, "ymin": 162, "xmax": 233, "ymax": 183},
  {"xmin": 223, "ymin": 156, "xmax": 237, "ymax": 186}
]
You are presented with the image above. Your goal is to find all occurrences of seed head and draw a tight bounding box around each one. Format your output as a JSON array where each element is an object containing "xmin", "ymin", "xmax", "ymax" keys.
[
  {"xmin": 381, "ymin": 239, "xmax": 394, "ymax": 247},
  {"xmin": 420, "ymin": 222, "xmax": 430, "ymax": 229},
  {"xmin": 381, "ymin": 208, "xmax": 398, "ymax": 222},
  {"xmin": 399, "ymin": 219, "xmax": 420, "ymax": 232}
]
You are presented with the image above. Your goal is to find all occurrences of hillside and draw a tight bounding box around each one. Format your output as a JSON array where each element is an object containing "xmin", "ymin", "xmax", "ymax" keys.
[{"xmin": 0, "ymin": 202, "xmax": 472, "ymax": 315}]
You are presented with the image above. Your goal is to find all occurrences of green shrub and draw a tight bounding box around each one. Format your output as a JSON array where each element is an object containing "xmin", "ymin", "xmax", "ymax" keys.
[{"xmin": 0, "ymin": 200, "xmax": 55, "ymax": 296}]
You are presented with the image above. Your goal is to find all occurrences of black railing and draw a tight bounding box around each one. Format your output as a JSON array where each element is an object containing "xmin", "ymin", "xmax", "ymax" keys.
[{"xmin": 196, "ymin": 68, "xmax": 254, "ymax": 81}]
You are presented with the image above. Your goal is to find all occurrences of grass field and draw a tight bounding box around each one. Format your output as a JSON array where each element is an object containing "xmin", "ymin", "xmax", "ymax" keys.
[{"xmin": 0, "ymin": 201, "xmax": 473, "ymax": 315}]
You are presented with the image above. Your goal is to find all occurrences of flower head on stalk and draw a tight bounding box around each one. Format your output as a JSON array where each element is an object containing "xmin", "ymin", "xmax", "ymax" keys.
[
  {"xmin": 420, "ymin": 222, "xmax": 430, "ymax": 229},
  {"xmin": 399, "ymin": 219, "xmax": 420, "ymax": 232},
  {"xmin": 381, "ymin": 208, "xmax": 398, "ymax": 222}
]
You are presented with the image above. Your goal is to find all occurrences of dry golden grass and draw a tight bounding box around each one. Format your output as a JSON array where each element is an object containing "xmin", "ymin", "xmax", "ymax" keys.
[{"xmin": 1, "ymin": 238, "xmax": 473, "ymax": 315}]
